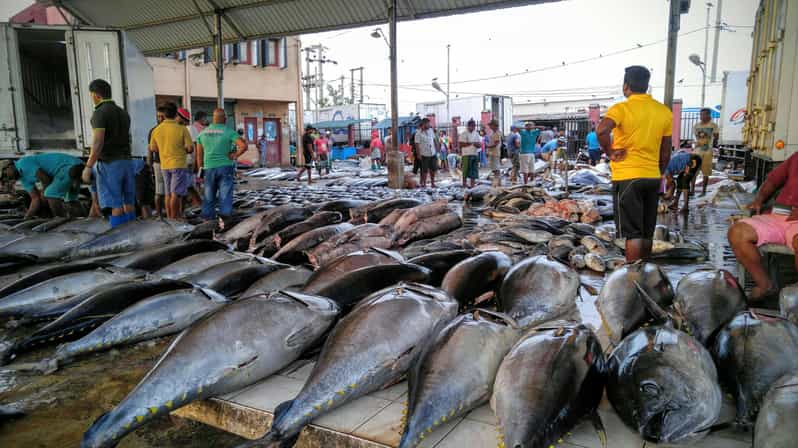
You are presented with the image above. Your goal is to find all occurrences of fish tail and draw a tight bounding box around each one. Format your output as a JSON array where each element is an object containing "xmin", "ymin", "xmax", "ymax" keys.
[{"xmin": 589, "ymin": 411, "xmax": 607, "ymax": 448}]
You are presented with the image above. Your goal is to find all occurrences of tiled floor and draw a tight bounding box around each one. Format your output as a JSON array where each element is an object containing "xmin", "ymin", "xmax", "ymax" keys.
[{"xmin": 182, "ymin": 357, "xmax": 753, "ymax": 448}]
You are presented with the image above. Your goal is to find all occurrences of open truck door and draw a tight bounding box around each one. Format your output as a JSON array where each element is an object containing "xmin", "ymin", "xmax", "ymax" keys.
[{"xmin": 0, "ymin": 23, "xmax": 28, "ymax": 156}]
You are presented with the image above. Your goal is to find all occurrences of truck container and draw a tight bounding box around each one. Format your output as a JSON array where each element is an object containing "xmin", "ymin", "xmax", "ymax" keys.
[
  {"xmin": 744, "ymin": 0, "xmax": 798, "ymax": 173},
  {"xmin": 0, "ymin": 23, "xmax": 156, "ymax": 158},
  {"xmin": 719, "ymin": 70, "xmax": 748, "ymax": 146}
]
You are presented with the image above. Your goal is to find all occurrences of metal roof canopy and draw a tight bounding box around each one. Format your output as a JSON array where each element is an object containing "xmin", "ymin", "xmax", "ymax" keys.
[
  {"xmin": 51, "ymin": 0, "xmax": 558, "ymax": 55},
  {"xmin": 51, "ymin": 0, "xmax": 561, "ymax": 187}
]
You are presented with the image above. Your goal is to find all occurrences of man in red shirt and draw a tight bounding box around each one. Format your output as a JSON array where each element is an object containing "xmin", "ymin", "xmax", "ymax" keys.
[
  {"xmin": 315, "ymin": 131, "xmax": 331, "ymax": 176},
  {"xmin": 729, "ymin": 152, "xmax": 798, "ymax": 300}
]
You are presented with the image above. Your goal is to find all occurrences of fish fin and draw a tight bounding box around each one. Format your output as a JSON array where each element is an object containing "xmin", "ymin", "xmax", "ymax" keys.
[
  {"xmin": 285, "ymin": 325, "xmax": 317, "ymax": 350},
  {"xmin": 580, "ymin": 282, "xmax": 598, "ymax": 297},
  {"xmin": 632, "ymin": 281, "xmax": 671, "ymax": 323},
  {"xmin": 589, "ymin": 411, "xmax": 607, "ymax": 448}
]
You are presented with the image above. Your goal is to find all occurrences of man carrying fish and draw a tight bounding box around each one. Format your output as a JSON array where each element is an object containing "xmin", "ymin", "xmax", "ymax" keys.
[
  {"xmin": 81, "ymin": 78, "xmax": 137, "ymax": 228},
  {"xmin": 728, "ymin": 151, "xmax": 798, "ymax": 301},
  {"xmin": 1, "ymin": 153, "xmax": 85, "ymax": 219},
  {"xmin": 597, "ymin": 66, "xmax": 672, "ymax": 262},
  {"xmin": 196, "ymin": 108, "xmax": 247, "ymax": 221}
]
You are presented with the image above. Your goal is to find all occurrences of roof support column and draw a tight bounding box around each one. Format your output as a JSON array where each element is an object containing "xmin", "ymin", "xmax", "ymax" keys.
[
  {"xmin": 387, "ymin": 0, "xmax": 403, "ymax": 189},
  {"xmin": 215, "ymin": 11, "xmax": 224, "ymax": 108}
]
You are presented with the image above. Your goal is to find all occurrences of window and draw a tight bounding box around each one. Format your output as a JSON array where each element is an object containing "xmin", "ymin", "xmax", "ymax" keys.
[
  {"xmin": 260, "ymin": 38, "xmax": 282, "ymax": 67},
  {"xmin": 203, "ymin": 47, "xmax": 213, "ymax": 63}
]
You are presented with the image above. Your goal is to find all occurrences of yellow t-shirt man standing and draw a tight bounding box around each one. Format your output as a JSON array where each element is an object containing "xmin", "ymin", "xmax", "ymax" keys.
[{"xmin": 597, "ymin": 66, "xmax": 673, "ymax": 262}]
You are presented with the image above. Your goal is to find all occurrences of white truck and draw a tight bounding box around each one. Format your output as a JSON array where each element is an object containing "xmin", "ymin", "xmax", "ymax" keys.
[
  {"xmin": 0, "ymin": 23, "xmax": 156, "ymax": 158},
  {"xmin": 744, "ymin": 0, "xmax": 798, "ymax": 179},
  {"xmin": 719, "ymin": 70, "xmax": 748, "ymax": 146}
]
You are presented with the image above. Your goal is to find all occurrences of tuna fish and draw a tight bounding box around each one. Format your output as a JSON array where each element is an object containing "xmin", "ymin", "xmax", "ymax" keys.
[
  {"xmin": 492, "ymin": 322, "xmax": 606, "ymax": 448},
  {"xmin": 241, "ymin": 267, "xmax": 312, "ymax": 296},
  {"xmin": 393, "ymin": 212, "xmax": 462, "ymax": 246},
  {"xmin": 152, "ymin": 250, "xmax": 249, "ymax": 280},
  {"xmin": 0, "ymin": 267, "xmax": 145, "ymax": 319},
  {"xmin": 272, "ymin": 223, "xmax": 354, "ymax": 264},
  {"xmin": 316, "ymin": 199, "xmax": 369, "ymax": 216},
  {"xmin": 392, "ymin": 201, "xmax": 449, "ymax": 236},
  {"xmin": 303, "ymin": 263, "xmax": 432, "ymax": 309},
  {"xmin": 408, "ymin": 249, "xmax": 477, "ymax": 286},
  {"xmin": 217, "ymin": 209, "xmax": 272, "ymax": 250},
  {"xmin": 247, "ymin": 283, "xmax": 457, "ymax": 448},
  {"xmin": 304, "ymin": 248, "xmax": 404, "ymax": 290},
  {"xmin": 81, "ymin": 291, "xmax": 339, "ymax": 448},
  {"xmin": 780, "ymin": 284, "xmax": 798, "ymax": 324},
  {"xmin": 754, "ymin": 371, "xmax": 798, "ymax": 448},
  {"xmin": 109, "ymin": 239, "xmax": 227, "ymax": 271},
  {"xmin": 248, "ymin": 206, "xmax": 315, "ymax": 249},
  {"xmin": 305, "ymin": 224, "xmax": 394, "ymax": 268},
  {"xmin": 712, "ymin": 311, "xmax": 798, "ymax": 424},
  {"xmin": 595, "ymin": 262, "xmax": 674, "ymax": 345},
  {"xmin": 499, "ymin": 255, "xmax": 580, "ymax": 328},
  {"xmin": 440, "ymin": 252, "xmax": 512, "ymax": 310},
  {"xmin": 51, "ymin": 217, "xmax": 111, "ymax": 235},
  {"xmin": 0, "ymin": 231, "xmax": 96, "ymax": 260},
  {"xmin": 183, "ymin": 257, "xmax": 288, "ymax": 296},
  {"xmin": 262, "ymin": 211, "xmax": 343, "ymax": 254},
  {"xmin": 400, "ymin": 310, "xmax": 520, "ymax": 448},
  {"xmin": 74, "ymin": 219, "xmax": 194, "ymax": 258},
  {"xmin": 607, "ymin": 326, "xmax": 722, "ymax": 443},
  {"xmin": 0, "ymin": 261, "xmax": 105, "ymax": 299},
  {"xmin": 673, "ymin": 269, "xmax": 746, "ymax": 345},
  {"xmin": 2, "ymin": 279, "xmax": 190, "ymax": 363},
  {"xmin": 53, "ymin": 287, "xmax": 229, "ymax": 366},
  {"xmin": 350, "ymin": 198, "xmax": 422, "ymax": 223}
]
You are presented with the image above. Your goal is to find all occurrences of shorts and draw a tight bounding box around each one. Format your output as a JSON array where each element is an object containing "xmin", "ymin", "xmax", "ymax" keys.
[
  {"xmin": 695, "ymin": 148, "xmax": 713, "ymax": 176},
  {"xmin": 43, "ymin": 164, "xmax": 81, "ymax": 202},
  {"xmin": 303, "ymin": 150, "xmax": 313, "ymax": 168},
  {"xmin": 186, "ymin": 171, "xmax": 196, "ymax": 190},
  {"xmin": 461, "ymin": 155, "xmax": 479, "ymax": 180},
  {"xmin": 163, "ymin": 168, "xmax": 190, "ymax": 196},
  {"xmin": 421, "ymin": 156, "xmax": 438, "ymax": 174},
  {"xmin": 488, "ymin": 154, "xmax": 501, "ymax": 171},
  {"xmin": 438, "ymin": 149, "xmax": 447, "ymax": 161},
  {"xmin": 136, "ymin": 164, "xmax": 155, "ymax": 207},
  {"xmin": 510, "ymin": 152, "xmax": 520, "ymax": 171},
  {"xmin": 613, "ymin": 178, "xmax": 660, "ymax": 240},
  {"xmin": 588, "ymin": 148, "xmax": 602, "ymax": 164},
  {"xmin": 520, "ymin": 153, "xmax": 536, "ymax": 174},
  {"xmin": 372, "ymin": 148, "xmax": 382, "ymax": 160},
  {"xmin": 447, "ymin": 153, "xmax": 458, "ymax": 170},
  {"xmin": 96, "ymin": 159, "xmax": 136, "ymax": 209},
  {"xmin": 153, "ymin": 162, "xmax": 165, "ymax": 195},
  {"xmin": 740, "ymin": 213, "xmax": 798, "ymax": 247}
]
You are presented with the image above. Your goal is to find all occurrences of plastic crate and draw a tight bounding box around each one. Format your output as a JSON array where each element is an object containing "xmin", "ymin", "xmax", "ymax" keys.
[{"xmin": 331, "ymin": 146, "xmax": 356, "ymax": 161}]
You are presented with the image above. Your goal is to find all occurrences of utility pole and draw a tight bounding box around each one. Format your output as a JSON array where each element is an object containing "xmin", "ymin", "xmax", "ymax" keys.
[
  {"xmin": 663, "ymin": 0, "xmax": 683, "ymax": 109},
  {"xmin": 703, "ymin": 2, "xmax": 713, "ymax": 103},
  {"xmin": 350, "ymin": 68, "xmax": 356, "ymax": 103},
  {"xmin": 359, "ymin": 67, "xmax": 364, "ymax": 104},
  {"xmin": 339, "ymin": 76, "xmax": 345, "ymax": 105},
  {"xmin": 302, "ymin": 44, "xmax": 337, "ymax": 115},
  {"xmin": 711, "ymin": 0, "xmax": 723, "ymax": 82},
  {"xmin": 446, "ymin": 44, "xmax": 450, "ymax": 135}
]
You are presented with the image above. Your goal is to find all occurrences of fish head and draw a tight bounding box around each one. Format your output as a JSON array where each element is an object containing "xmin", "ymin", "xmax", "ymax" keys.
[{"xmin": 633, "ymin": 364, "xmax": 715, "ymax": 443}]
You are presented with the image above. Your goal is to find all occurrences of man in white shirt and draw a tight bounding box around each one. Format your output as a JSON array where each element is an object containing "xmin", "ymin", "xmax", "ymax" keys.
[
  {"xmin": 459, "ymin": 119, "xmax": 481, "ymax": 188},
  {"xmin": 414, "ymin": 118, "xmax": 437, "ymax": 188},
  {"xmin": 486, "ymin": 119, "xmax": 503, "ymax": 187}
]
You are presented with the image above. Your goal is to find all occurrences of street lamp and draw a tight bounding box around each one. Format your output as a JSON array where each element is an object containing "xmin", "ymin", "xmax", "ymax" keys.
[
  {"xmin": 370, "ymin": 28, "xmax": 390, "ymax": 48},
  {"xmin": 430, "ymin": 45, "xmax": 451, "ymax": 134},
  {"xmin": 689, "ymin": 53, "xmax": 707, "ymax": 107}
]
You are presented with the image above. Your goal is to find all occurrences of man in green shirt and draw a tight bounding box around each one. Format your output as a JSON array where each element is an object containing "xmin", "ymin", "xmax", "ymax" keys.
[{"xmin": 196, "ymin": 108, "xmax": 247, "ymax": 220}]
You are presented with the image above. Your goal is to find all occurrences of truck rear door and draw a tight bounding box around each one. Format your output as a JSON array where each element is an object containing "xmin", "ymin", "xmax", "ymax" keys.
[
  {"xmin": 67, "ymin": 29, "xmax": 124, "ymax": 151},
  {"xmin": 0, "ymin": 23, "xmax": 28, "ymax": 155}
]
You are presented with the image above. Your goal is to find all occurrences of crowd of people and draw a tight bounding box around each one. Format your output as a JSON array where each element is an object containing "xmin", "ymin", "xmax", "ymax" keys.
[{"xmin": 0, "ymin": 78, "xmax": 248, "ymax": 228}]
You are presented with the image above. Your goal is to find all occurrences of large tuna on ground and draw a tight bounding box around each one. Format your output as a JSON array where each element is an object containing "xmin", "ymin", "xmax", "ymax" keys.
[
  {"xmin": 754, "ymin": 371, "xmax": 798, "ymax": 448},
  {"xmin": 498, "ymin": 255, "xmax": 580, "ymax": 328},
  {"xmin": 672, "ymin": 269, "xmax": 746, "ymax": 345},
  {"xmin": 712, "ymin": 311, "xmax": 798, "ymax": 425},
  {"xmin": 74, "ymin": 219, "xmax": 194, "ymax": 258},
  {"xmin": 81, "ymin": 291, "xmax": 339, "ymax": 448},
  {"xmin": 595, "ymin": 261, "xmax": 674, "ymax": 344},
  {"xmin": 607, "ymin": 326, "xmax": 721, "ymax": 443},
  {"xmin": 441, "ymin": 252, "xmax": 512, "ymax": 310},
  {"xmin": 246, "ymin": 282, "xmax": 457, "ymax": 448},
  {"xmin": 492, "ymin": 322, "xmax": 606, "ymax": 448},
  {"xmin": 780, "ymin": 284, "xmax": 798, "ymax": 324},
  {"xmin": 399, "ymin": 310, "xmax": 520, "ymax": 448}
]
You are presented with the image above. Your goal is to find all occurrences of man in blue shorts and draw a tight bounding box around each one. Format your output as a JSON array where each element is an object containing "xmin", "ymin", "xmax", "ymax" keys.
[
  {"xmin": 81, "ymin": 79, "xmax": 136, "ymax": 228},
  {"xmin": 1, "ymin": 153, "xmax": 84, "ymax": 219}
]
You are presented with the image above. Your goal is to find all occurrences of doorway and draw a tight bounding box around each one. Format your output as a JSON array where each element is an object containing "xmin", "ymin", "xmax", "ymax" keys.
[{"xmin": 263, "ymin": 118, "xmax": 281, "ymax": 166}]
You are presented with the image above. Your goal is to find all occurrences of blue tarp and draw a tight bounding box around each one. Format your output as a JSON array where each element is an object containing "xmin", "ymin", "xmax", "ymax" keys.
[{"xmin": 374, "ymin": 115, "xmax": 420, "ymax": 129}]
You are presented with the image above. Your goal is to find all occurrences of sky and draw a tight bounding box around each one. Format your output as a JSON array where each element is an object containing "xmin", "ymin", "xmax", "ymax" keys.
[{"xmin": 302, "ymin": 0, "xmax": 759, "ymax": 114}]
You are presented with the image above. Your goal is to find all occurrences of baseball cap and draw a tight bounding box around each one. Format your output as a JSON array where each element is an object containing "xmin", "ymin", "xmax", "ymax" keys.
[{"xmin": 177, "ymin": 107, "xmax": 191, "ymax": 122}]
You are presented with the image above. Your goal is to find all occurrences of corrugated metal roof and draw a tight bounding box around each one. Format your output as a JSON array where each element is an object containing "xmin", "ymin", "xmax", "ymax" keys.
[
  {"xmin": 52, "ymin": 0, "xmax": 560, "ymax": 55},
  {"xmin": 311, "ymin": 119, "xmax": 370, "ymax": 129}
]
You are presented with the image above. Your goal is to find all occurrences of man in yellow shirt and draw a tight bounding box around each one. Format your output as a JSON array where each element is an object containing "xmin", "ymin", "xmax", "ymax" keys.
[
  {"xmin": 597, "ymin": 66, "xmax": 672, "ymax": 262},
  {"xmin": 149, "ymin": 102, "xmax": 193, "ymax": 219}
]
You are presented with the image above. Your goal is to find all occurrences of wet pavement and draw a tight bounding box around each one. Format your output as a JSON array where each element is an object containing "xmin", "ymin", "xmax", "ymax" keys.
[{"xmin": 0, "ymin": 171, "xmax": 749, "ymax": 447}]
